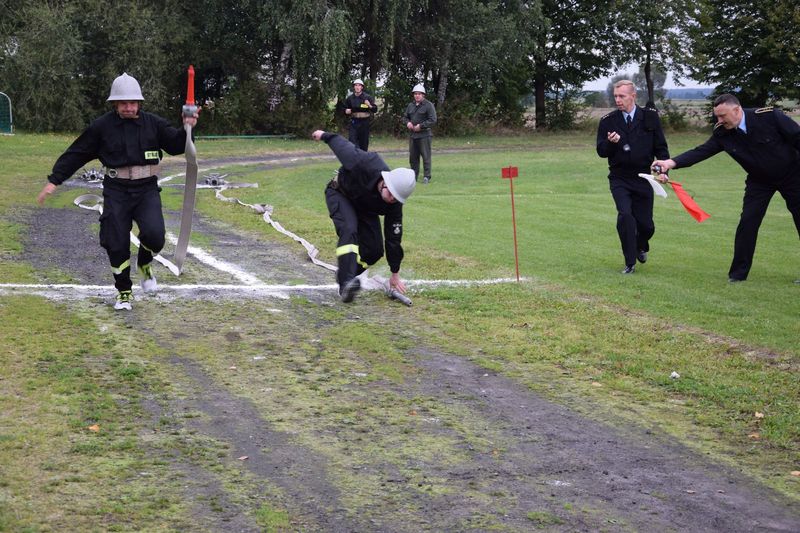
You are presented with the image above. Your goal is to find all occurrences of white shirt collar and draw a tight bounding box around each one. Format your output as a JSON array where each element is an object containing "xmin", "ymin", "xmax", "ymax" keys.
[{"xmin": 738, "ymin": 111, "xmax": 747, "ymax": 134}]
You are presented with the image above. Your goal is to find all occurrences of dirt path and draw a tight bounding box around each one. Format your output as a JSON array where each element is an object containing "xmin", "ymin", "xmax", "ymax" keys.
[{"xmin": 8, "ymin": 155, "xmax": 800, "ymax": 531}]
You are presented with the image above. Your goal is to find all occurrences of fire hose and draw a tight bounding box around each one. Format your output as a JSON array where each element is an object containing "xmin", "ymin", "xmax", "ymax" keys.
[{"xmin": 172, "ymin": 65, "xmax": 199, "ymax": 272}]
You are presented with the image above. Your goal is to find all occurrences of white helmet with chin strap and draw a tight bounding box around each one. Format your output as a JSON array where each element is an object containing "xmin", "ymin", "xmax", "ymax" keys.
[
  {"xmin": 352, "ymin": 79, "xmax": 364, "ymax": 86},
  {"xmin": 381, "ymin": 168, "xmax": 416, "ymax": 204},
  {"xmin": 107, "ymin": 73, "xmax": 144, "ymax": 101}
]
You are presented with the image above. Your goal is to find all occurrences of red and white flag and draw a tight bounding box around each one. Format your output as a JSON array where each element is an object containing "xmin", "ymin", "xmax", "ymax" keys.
[{"xmin": 639, "ymin": 173, "xmax": 710, "ymax": 223}]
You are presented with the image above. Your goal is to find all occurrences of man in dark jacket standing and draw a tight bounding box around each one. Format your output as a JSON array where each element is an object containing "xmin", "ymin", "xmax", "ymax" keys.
[
  {"xmin": 344, "ymin": 79, "xmax": 378, "ymax": 151},
  {"xmin": 597, "ymin": 80, "xmax": 670, "ymax": 274},
  {"xmin": 312, "ymin": 129, "xmax": 416, "ymax": 302},
  {"xmin": 404, "ymin": 84, "xmax": 437, "ymax": 184},
  {"xmin": 37, "ymin": 72, "xmax": 198, "ymax": 310},
  {"xmin": 653, "ymin": 93, "xmax": 800, "ymax": 282}
]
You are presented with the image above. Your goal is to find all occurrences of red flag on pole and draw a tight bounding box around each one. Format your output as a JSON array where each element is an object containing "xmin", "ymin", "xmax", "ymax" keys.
[
  {"xmin": 500, "ymin": 166, "xmax": 520, "ymax": 282},
  {"xmin": 669, "ymin": 181, "xmax": 710, "ymax": 222}
]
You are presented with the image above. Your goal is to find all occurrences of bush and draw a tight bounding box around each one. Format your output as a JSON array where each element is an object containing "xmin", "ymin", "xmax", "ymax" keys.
[
  {"xmin": 544, "ymin": 89, "xmax": 583, "ymax": 131},
  {"xmin": 659, "ymin": 99, "xmax": 688, "ymax": 131}
]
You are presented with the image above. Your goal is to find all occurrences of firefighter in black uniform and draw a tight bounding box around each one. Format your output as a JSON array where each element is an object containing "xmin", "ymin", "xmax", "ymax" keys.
[
  {"xmin": 37, "ymin": 73, "xmax": 199, "ymax": 310},
  {"xmin": 344, "ymin": 79, "xmax": 378, "ymax": 151},
  {"xmin": 597, "ymin": 80, "xmax": 670, "ymax": 273},
  {"xmin": 311, "ymin": 129, "xmax": 416, "ymax": 302},
  {"xmin": 653, "ymin": 93, "xmax": 800, "ymax": 282}
]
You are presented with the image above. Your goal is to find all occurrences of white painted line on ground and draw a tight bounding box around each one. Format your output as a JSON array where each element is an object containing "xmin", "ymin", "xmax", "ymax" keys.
[
  {"xmin": 0, "ymin": 277, "xmax": 526, "ymax": 298},
  {"xmin": 164, "ymin": 232, "xmax": 264, "ymax": 285}
]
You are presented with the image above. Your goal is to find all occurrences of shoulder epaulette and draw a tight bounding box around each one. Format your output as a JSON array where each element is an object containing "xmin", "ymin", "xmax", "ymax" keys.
[
  {"xmin": 645, "ymin": 106, "xmax": 659, "ymax": 113},
  {"xmin": 600, "ymin": 110, "xmax": 615, "ymax": 120},
  {"xmin": 755, "ymin": 106, "xmax": 773, "ymax": 114}
]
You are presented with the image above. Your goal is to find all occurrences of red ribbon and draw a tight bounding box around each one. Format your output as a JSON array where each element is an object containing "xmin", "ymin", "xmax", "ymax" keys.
[{"xmin": 669, "ymin": 181, "xmax": 710, "ymax": 222}]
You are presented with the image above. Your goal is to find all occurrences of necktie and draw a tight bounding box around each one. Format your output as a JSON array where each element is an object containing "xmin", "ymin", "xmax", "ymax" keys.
[{"xmin": 626, "ymin": 115, "xmax": 632, "ymax": 129}]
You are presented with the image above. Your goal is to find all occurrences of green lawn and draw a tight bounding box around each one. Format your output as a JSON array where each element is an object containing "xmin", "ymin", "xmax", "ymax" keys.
[{"xmin": 186, "ymin": 130, "xmax": 799, "ymax": 352}]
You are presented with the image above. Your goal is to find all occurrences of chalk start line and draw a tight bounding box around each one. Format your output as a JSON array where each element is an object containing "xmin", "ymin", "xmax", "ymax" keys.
[{"xmin": 0, "ymin": 278, "xmax": 526, "ymax": 302}]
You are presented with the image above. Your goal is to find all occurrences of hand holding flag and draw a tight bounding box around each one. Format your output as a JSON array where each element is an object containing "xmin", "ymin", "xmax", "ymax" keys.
[{"xmin": 640, "ymin": 168, "xmax": 710, "ymax": 223}]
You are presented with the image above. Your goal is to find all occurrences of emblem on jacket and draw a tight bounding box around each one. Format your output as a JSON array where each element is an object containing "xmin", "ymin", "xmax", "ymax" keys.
[{"xmin": 392, "ymin": 222, "xmax": 402, "ymax": 235}]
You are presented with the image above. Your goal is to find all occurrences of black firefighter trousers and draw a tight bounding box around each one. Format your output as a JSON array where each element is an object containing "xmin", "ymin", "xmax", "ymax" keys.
[
  {"xmin": 348, "ymin": 118, "xmax": 371, "ymax": 151},
  {"xmin": 99, "ymin": 179, "xmax": 166, "ymax": 292},
  {"xmin": 325, "ymin": 185, "xmax": 385, "ymax": 289},
  {"xmin": 609, "ymin": 175, "xmax": 655, "ymax": 267},
  {"xmin": 729, "ymin": 175, "xmax": 800, "ymax": 280}
]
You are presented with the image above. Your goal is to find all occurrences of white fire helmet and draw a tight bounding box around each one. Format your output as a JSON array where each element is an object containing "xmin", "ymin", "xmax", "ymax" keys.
[
  {"xmin": 381, "ymin": 168, "xmax": 416, "ymax": 204},
  {"xmin": 352, "ymin": 79, "xmax": 364, "ymax": 86},
  {"xmin": 411, "ymin": 83, "xmax": 426, "ymax": 94},
  {"xmin": 107, "ymin": 73, "xmax": 144, "ymax": 102}
]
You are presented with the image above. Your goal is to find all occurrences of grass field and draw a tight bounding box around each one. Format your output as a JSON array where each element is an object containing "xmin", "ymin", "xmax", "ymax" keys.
[{"xmin": 1, "ymin": 130, "xmax": 798, "ymax": 529}]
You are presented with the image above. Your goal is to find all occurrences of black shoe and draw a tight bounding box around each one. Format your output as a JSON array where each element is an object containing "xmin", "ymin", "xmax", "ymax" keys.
[
  {"xmin": 622, "ymin": 265, "xmax": 635, "ymax": 274},
  {"xmin": 340, "ymin": 277, "xmax": 361, "ymax": 303},
  {"xmin": 637, "ymin": 250, "xmax": 648, "ymax": 264},
  {"xmin": 423, "ymin": 176, "xmax": 430, "ymax": 184},
  {"xmin": 728, "ymin": 277, "xmax": 745, "ymax": 283}
]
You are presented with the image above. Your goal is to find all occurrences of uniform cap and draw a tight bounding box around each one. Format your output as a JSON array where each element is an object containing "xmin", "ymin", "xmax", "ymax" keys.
[
  {"xmin": 353, "ymin": 79, "xmax": 364, "ymax": 86},
  {"xmin": 107, "ymin": 73, "xmax": 144, "ymax": 101},
  {"xmin": 381, "ymin": 168, "xmax": 416, "ymax": 204},
  {"xmin": 412, "ymin": 83, "xmax": 426, "ymax": 94}
]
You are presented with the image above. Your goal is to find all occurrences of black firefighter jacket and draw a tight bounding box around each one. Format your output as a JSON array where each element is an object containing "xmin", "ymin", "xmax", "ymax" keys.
[{"xmin": 323, "ymin": 133, "xmax": 404, "ymax": 272}]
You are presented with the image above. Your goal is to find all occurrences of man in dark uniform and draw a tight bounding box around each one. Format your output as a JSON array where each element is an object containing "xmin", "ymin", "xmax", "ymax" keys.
[
  {"xmin": 653, "ymin": 93, "xmax": 800, "ymax": 282},
  {"xmin": 344, "ymin": 79, "xmax": 378, "ymax": 151},
  {"xmin": 37, "ymin": 72, "xmax": 199, "ymax": 310},
  {"xmin": 311, "ymin": 129, "xmax": 416, "ymax": 302},
  {"xmin": 404, "ymin": 84, "xmax": 437, "ymax": 184},
  {"xmin": 597, "ymin": 79, "xmax": 670, "ymax": 274}
]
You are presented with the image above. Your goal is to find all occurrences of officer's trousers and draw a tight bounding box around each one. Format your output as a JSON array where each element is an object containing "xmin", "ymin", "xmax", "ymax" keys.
[
  {"xmin": 325, "ymin": 185, "xmax": 384, "ymax": 288},
  {"xmin": 99, "ymin": 179, "xmax": 165, "ymax": 291},
  {"xmin": 729, "ymin": 176, "xmax": 800, "ymax": 280},
  {"xmin": 609, "ymin": 176, "xmax": 655, "ymax": 267},
  {"xmin": 348, "ymin": 119, "xmax": 371, "ymax": 151},
  {"xmin": 409, "ymin": 136, "xmax": 432, "ymax": 180}
]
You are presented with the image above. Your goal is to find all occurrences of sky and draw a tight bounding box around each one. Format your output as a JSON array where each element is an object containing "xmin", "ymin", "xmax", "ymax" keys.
[{"xmin": 582, "ymin": 64, "xmax": 714, "ymax": 91}]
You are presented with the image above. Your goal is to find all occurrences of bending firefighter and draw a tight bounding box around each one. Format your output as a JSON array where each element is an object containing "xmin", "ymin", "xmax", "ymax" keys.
[
  {"xmin": 37, "ymin": 73, "xmax": 199, "ymax": 310},
  {"xmin": 312, "ymin": 130, "xmax": 416, "ymax": 302}
]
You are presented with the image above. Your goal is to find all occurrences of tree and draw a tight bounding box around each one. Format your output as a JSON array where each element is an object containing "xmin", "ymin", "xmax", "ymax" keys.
[
  {"xmin": 385, "ymin": 0, "xmax": 544, "ymax": 132},
  {"xmin": 530, "ymin": 0, "xmax": 617, "ymax": 128},
  {"xmin": 613, "ymin": 0, "xmax": 693, "ymax": 107},
  {"xmin": 685, "ymin": 0, "xmax": 800, "ymax": 106},
  {"xmin": 72, "ymin": 0, "xmax": 176, "ymax": 118},
  {"xmin": 0, "ymin": 1, "xmax": 87, "ymax": 131}
]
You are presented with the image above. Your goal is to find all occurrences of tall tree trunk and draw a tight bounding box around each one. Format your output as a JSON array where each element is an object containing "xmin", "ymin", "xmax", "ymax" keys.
[
  {"xmin": 643, "ymin": 43, "xmax": 654, "ymax": 107},
  {"xmin": 437, "ymin": 42, "xmax": 452, "ymax": 109},
  {"xmin": 269, "ymin": 42, "xmax": 292, "ymax": 111},
  {"xmin": 534, "ymin": 63, "xmax": 546, "ymax": 129},
  {"xmin": 366, "ymin": 0, "xmax": 379, "ymax": 85}
]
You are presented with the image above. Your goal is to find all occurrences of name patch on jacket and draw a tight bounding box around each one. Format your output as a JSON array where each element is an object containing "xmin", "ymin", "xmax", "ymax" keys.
[{"xmin": 144, "ymin": 150, "xmax": 159, "ymax": 160}]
